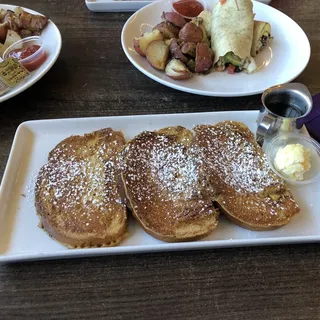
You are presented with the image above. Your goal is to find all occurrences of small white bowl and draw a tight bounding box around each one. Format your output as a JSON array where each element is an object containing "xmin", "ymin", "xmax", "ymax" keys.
[
  {"xmin": 171, "ymin": 0, "xmax": 207, "ymax": 20},
  {"xmin": 266, "ymin": 133, "xmax": 320, "ymax": 185}
]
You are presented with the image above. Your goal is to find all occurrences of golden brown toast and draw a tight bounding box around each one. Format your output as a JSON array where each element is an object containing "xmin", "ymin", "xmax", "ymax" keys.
[
  {"xmin": 35, "ymin": 128, "xmax": 127, "ymax": 248},
  {"xmin": 193, "ymin": 121, "xmax": 300, "ymax": 230},
  {"xmin": 120, "ymin": 126, "xmax": 219, "ymax": 242}
]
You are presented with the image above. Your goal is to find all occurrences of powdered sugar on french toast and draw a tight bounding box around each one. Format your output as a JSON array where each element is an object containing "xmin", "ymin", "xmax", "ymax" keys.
[
  {"xmin": 150, "ymin": 136, "xmax": 198, "ymax": 199},
  {"xmin": 122, "ymin": 132, "xmax": 199, "ymax": 202},
  {"xmin": 196, "ymin": 122, "xmax": 284, "ymax": 194},
  {"xmin": 36, "ymin": 141, "xmax": 124, "ymax": 213}
]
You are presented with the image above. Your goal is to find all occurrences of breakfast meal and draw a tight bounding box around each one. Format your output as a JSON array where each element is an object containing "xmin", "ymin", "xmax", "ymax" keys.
[
  {"xmin": 0, "ymin": 6, "xmax": 50, "ymax": 96},
  {"xmin": 274, "ymin": 143, "xmax": 311, "ymax": 181},
  {"xmin": 35, "ymin": 129, "xmax": 128, "ymax": 248},
  {"xmin": 211, "ymin": 0, "xmax": 256, "ymax": 73},
  {"xmin": 34, "ymin": 121, "xmax": 300, "ymax": 247},
  {"xmin": 121, "ymin": 126, "xmax": 219, "ymax": 242},
  {"xmin": 133, "ymin": 0, "xmax": 272, "ymax": 80},
  {"xmin": 251, "ymin": 21, "xmax": 272, "ymax": 57},
  {"xmin": 194, "ymin": 122, "xmax": 300, "ymax": 230},
  {"xmin": 0, "ymin": 7, "xmax": 48, "ymax": 56}
]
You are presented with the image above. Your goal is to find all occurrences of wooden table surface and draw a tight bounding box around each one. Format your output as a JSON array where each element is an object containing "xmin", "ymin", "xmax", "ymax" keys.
[{"xmin": 0, "ymin": 0, "xmax": 319, "ymax": 319}]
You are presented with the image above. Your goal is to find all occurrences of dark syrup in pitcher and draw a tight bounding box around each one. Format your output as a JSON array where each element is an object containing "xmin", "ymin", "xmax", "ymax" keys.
[{"xmin": 266, "ymin": 102, "xmax": 305, "ymax": 118}]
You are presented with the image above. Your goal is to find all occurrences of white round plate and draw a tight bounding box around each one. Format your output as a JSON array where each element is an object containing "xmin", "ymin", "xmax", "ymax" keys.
[
  {"xmin": 121, "ymin": 0, "xmax": 310, "ymax": 97},
  {"xmin": 0, "ymin": 4, "xmax": 62, "ymax": 103}
]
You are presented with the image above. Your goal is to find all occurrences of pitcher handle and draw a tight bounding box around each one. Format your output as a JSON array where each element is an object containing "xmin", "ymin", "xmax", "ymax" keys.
[{"xmin": 256, "ymin": 113, "xmax": 276, "ymax": 147}]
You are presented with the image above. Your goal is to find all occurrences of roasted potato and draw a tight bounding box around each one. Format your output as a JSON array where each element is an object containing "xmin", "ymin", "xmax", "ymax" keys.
[
  {"xmin": 178, "ymin": 21, "xmax": 203, "ymax": 43},
  {"xmin": 192, "ymin": 17, "xmax": 209, "ymax": 45},
  {"xmin": 181, "ymin": 42, "xmax": 197, "ymax": 57},
  {"xmin": 162, "ymin": 11, "xmax": 186, "ymax": 28},
  {"xmin": 153, "ymin": 22, "xmax": 179, "ymax": 39},
  {"xmin": 146, "ymin": 40, "xmax": 169, "ymax": 71},
  {"xmin": 133, "ymin": 30, "xmax": 164, "ymax": 57},
  {"xmin": 0, "ymin": 29, "xmax": 22, "ymax": 56},
  {"xmin": 165, "ymin": 59, "xmax": 192, "ymax": 80},
  {"xmin": 195, "ymin": 42, "xmax": 213, "ymax": 73},
  {"xmin": 169, "ymin": 38, "xmax": 188, "ymax": 64}
]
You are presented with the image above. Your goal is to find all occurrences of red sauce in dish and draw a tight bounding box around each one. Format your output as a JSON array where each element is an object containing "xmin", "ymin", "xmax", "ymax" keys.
[
  {"xmin": 173, "ymin": 0, "xmax": 204, "ymax": 18},
  {"xmin": 8, "ymin": 44, "xmax": 47, "ymax": 72}
]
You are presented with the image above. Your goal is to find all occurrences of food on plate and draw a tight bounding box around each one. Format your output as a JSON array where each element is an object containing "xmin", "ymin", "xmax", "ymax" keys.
[
  {"xmin": 0, "ymin": 7, "xmax": 48, "ymax": 58},
  {"xmin": 251, "ymin": 20, "xmax": 272, "ymax": 57},
  {"xmin": 274, "ymin": 143, "xmax": 311, "ymax": 181},
  {"xmin": 178, "ymin": 20, "xmax": 204, "ymax": 43},
  {"xmin": 165, "ymin": 58, "xmax": 193, "ymax": 79},
  {"xmin": 211, "ymin": 0, "xmax": 257, "ymax": 73},
  {"xmin": 181, "ymin": 42, "xmax": 197, "ymax": 57},
  {"xmin": 193, "ymin": 121, "xmax": 300, "ymax": 230},
  {"xmin": 120, "ymin": 126, "xmax": 219, "ymax": 242},
  {"xmin": 35, "ymin": 129, "xmax": 128, "ymax": 248},
  {"xmin": 132, "ymin": 0, "xmax": 273, "ymax": 81},
  {"xmin": 197, "ymin": 10, "xmax": 211, "ymax": 37},
  {"xmin": 0, "ymin": 29, "xmax": 21, "ymax": 53},
  {"xmin": 133, "ymin": 29, "xmax": 164, "ymax": 57},
  {"xmin": 172, "ymin": 0, "xmax": 204, "ymax": 18},
  {"xmin": 133, "ymin": 10, "xmax": 214, "ymax": 79},
  {"xmin": 146, "ymin": 40, "xmax": 169, "ymax": 70},
  {"xmin": 153, "ymin": 21, "xmax": 179, "ymax": 39},
  {"xmin": 34, "ymin": 121, "xmax": 301, "ymax": 247},
  {"xmin": 0, "ymin": 7, "xmax": 48, "ymax": 38},
  {"xmin": 169, "ymin": 38, "xmax": 189, "ymax": 64},
  {"xmin": 195, "ymin": 42, "xmax": 213, "ymax": 73},
  {"xmin": 0, "ymin": 29, "xmax": 22, "ymax": 56},
  {"xmin": 162, "ymin": 11, "xmax": 187, "ymax": 28}
]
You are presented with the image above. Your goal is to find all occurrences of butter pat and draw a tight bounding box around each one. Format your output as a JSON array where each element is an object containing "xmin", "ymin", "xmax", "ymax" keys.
[{"xmin": 274, "ymin": 143, "xmax": 311, "ymax": 181}]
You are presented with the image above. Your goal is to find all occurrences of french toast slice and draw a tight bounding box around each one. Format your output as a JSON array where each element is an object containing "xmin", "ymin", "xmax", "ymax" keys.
[
  {"xmin": 35, "ymin": 128, "xmax": 127, "ymax": 248},
  {"xmin": 120, "ymin": 126, "xmax": 219, "ymax": 242},
  {"xmin": 194, "ymin": 121, "xmax": 300, "ymax": 230}
]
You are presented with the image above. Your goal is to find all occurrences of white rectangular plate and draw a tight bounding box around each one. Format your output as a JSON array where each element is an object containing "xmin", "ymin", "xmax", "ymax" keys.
[
  {"xmin": 0, "ymin": 111, "xmax": 319, "ymax": 262},
  {"xmin": 85, "ymin": 0, "xmax": 271, "ymax": 12},
  {"xmin": 85, "ymin": 0, "xmax": 152, "ymax": 12}
]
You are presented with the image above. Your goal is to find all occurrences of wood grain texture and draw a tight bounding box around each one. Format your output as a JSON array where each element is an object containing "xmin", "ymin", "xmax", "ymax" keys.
[{"xmin": 0, "ymin": 0, "xmax": 320, "ymax": 319}]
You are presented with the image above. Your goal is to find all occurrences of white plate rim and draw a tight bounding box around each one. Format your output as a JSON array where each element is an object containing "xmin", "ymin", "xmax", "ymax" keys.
[
  {"xmin": 0, "ymin": 4, "xmax": 62, "ymax": 103},
  {"xmin": 121, "ymin": 0, "xmax": 311, "ymax": 97},
  {"xmin": 0, "ymin": 110, "xmax": 319, "ymax": 263}
]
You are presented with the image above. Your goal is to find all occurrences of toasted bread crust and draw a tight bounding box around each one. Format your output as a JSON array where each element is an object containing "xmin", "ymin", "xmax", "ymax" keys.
[
  {"xmin": 35, "ymin": 128, "xmax": 127, "ymax": 248},
  {"xmin": 194, "ymin": 121, "xmax": 299, "ymax": 230},
  {"xmin": 121, "ymin": 126, "xmax": 219, "ymax": 242}
]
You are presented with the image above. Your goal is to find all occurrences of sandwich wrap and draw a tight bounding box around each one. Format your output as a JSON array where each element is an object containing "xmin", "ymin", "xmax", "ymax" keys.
[
  {"xmin": 211, "ymin": 0, "xmax": 256, "ymax": 73},
  {"xmin": 251, "ymin": 21, "xmax": 272, "ymax": 57}
]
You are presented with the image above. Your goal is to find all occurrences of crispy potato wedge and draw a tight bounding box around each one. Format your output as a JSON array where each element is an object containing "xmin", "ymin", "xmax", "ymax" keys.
[
  {"xmin": 133, "ymin": 30, "xmax": 164, "ymax": 57},
  {"xmin": 165, "ymin": 59, "xmax": 192, "ymax": 80},
  {"xmin": 146, "ymin": 40, "xmax": 169, "ymax": 71}
]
